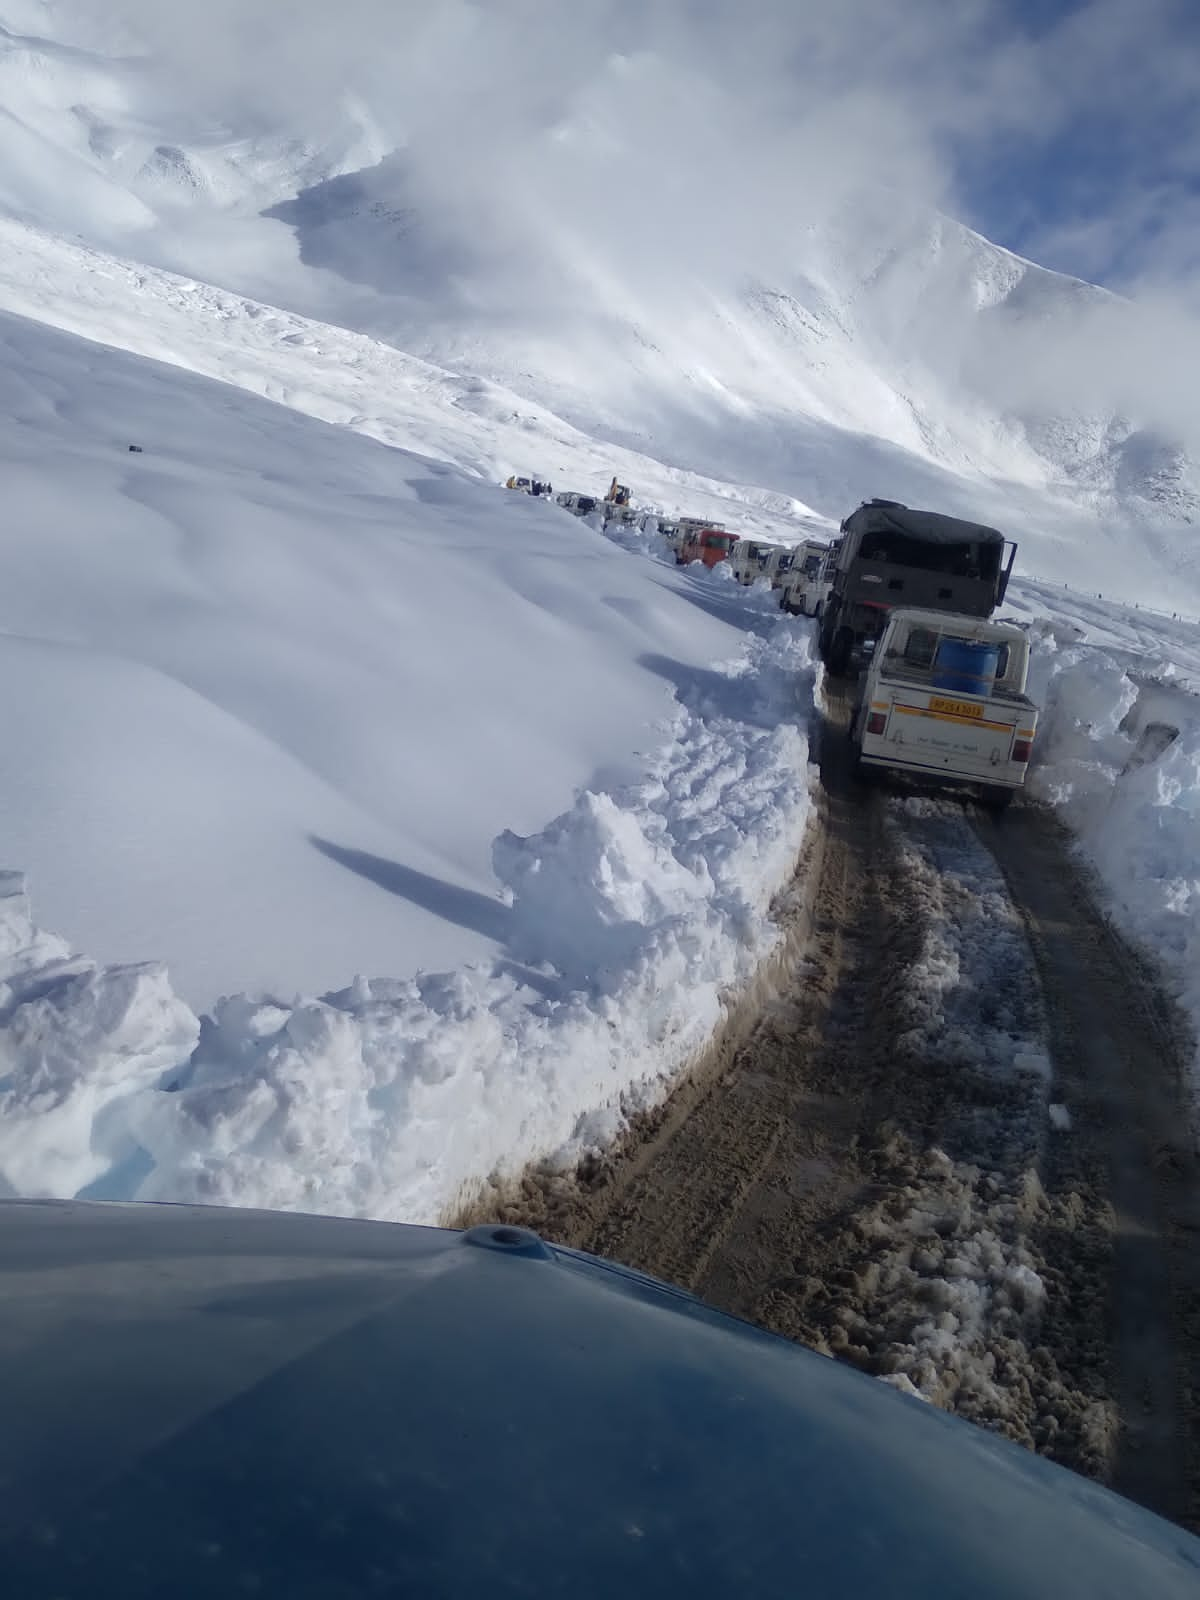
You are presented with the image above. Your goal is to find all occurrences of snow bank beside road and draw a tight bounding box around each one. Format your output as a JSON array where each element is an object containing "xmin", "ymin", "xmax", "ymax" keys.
[
  {"xmin": 0, "ymin": 620, "xmax": 816, "ymax": 1222},
  {"xmin": 1012, "ymin": 589, "xmax": 1200, "ymax": 1096},
  {"xmin": 0, "ymin": 875, "xmax": 198, "ymax": 1199}
]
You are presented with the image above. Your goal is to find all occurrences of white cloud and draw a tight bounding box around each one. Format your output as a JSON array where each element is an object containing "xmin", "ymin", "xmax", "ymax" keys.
[{"xmin": 13, "ymin": 1, "xmax": 1200, "ymax": 448}]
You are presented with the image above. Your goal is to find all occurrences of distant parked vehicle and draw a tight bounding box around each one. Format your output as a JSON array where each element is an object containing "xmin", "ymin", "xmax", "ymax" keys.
[
  {"xmin": 767, "ymin": 547, "xmax": 796, "ymax": 588},
  {"xmin": 506, "ymin": 475, "xmax": 553, "ymax": 497},
  {"xmin": 729, "ymin": 539, "xmax": 786, "ymax": 586},
  {"xmin": 780, "ymin": 541, "xmax": 833, "ymax": 616},
  {"xmin": 849, "ymin": 608, "xmax": 1038, "ymax": 811},
  {"xmin": 677, "ymin": 527, "xmax": 739, "ymax": 568},
  {"xmin": 604, "ymin": 504, "xmax": 639, "ymax": 527},
  {"xmin": 819, "ymin": 500, "xmax": 1017, "ymax": 678},
  {"xmin": 676, "ymin": 516, "xmax": 725, "ymax": 537},
  {"xmin": 556, "ymin": 491, "xmax": 599, "ymax": 517}
]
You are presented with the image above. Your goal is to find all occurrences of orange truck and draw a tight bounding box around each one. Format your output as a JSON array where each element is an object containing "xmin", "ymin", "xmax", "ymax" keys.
[{"xmin": 677, "ymin": 527, "xmax": 739, "ymax": 568}]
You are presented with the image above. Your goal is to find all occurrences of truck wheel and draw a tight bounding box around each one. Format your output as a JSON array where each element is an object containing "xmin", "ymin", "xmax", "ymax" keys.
[
  {"xmin": 849, "ymin": 728, "xmax": 875, "ymax": 785},
  {"xmin": 817, "ymin": 603, "xmax": 839, "ymax": 663},
  {"xmin": 982, "ymin": 786, "xmax": 1014, "ymax": 815},
  {"xmin": 826, "ymin": 627, "xmax": 854, "ymax": 678}
]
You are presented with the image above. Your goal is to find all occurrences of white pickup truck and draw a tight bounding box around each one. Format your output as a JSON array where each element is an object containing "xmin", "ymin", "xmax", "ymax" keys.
[{"xmin": 849, "ymin": 608, "xmax": 1038, "ymax": 810}]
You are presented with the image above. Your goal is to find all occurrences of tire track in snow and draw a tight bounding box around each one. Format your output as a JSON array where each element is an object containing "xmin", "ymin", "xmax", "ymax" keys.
[
  {"xmin": 480, "ymin": 673, "xmax": 1199, "ymax": 1530},
  {"xmin": 980, "ymin": 803, "xmax": 1199, "ymax": 1529}
]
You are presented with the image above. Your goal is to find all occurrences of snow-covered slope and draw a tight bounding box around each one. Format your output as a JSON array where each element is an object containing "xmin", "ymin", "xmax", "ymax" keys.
[
  {"xmin": 0, "ymin": 302, "xmax": 759, "ymax": 1006},
  {"xmin": 0, "ymin": 3, "xmax": 1197, "ymax": 605}
]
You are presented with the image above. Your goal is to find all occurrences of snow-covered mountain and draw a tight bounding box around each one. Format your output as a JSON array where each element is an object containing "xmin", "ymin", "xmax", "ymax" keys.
[{"xmin": 1, "ymin": 1, "xmax": 1197, "ymax": 602}]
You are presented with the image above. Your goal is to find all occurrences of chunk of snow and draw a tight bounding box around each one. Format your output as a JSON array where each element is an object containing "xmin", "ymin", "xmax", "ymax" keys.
[{"xmin": 0, "ymin": 876, "xmax": 199, "ymax": 1197}]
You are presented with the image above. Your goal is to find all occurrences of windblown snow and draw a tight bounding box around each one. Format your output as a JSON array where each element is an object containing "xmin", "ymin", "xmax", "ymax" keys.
[{"xmin": 0, "ymin": 1, "xmax": 1198, "ymax": 1217}]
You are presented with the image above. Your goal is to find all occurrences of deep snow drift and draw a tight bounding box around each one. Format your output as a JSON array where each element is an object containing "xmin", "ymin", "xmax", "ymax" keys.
[
  {"xmin": 1006, "ymin": 581, "xmax": 1200, "ymax": 1089},
  {"xmin": 0, "ymin": 304, "xmax": 766, "ymax": 1007},
  {"xmin": 0, "ymin": 563, "xmax": 815, "ymax": 1218}
]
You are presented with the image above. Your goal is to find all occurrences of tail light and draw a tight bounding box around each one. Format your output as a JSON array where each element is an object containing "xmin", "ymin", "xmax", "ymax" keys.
[
  {"xmin": 1011, "ymin": 737, "xmax": 1033, "ymax": 764},
  {"xmin": 866, "ymin": 711, "xmax": 888, "ymax": 736}
]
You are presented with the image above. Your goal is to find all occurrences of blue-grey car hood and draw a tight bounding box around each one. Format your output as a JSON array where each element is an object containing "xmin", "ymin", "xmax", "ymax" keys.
[{"xmin": 0, "ymin": 1199, "xmax": 1197, "ymax": 1598}]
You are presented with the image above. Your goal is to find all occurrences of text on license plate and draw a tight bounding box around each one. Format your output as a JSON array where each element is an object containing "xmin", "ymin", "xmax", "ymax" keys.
[{"xmin": 928, "ymin": 696, "xmax": 984, "ymax": 719}]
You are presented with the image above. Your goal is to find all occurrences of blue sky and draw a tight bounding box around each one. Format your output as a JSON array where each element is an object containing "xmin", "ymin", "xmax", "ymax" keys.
[
  {"xmin": 919, "ymin": 0, "xmax": 1200, "ymax": 294},
  {"xmin": 656, "ymin": 0, "xmax": 1200, "ymax": 297},
  {"xmin": 616, "ymin": 0, "xmax": 1200, "ymax": 298}
]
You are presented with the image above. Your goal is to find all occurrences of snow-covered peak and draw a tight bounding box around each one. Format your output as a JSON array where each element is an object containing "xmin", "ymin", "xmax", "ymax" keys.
[{"xmin": 0, "ymin": 1, "xmax": 1196, "ymax": 599}]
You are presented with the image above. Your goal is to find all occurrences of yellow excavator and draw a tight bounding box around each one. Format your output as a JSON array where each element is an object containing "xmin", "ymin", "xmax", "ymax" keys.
[{"xmin": 605, "ymin": 477, "xmax": 632, "ymax": 507}]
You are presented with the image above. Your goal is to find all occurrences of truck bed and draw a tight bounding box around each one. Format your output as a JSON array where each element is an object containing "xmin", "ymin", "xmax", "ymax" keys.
[{"xmin": 875, "ymin": 662, "xmax": 1036, "ymax": 708}]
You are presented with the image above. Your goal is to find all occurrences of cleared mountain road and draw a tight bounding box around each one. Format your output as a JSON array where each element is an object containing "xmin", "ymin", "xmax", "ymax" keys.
[{"xmin": 473, "ymin": 676, "xmax": 1200, "ymax": 1531}]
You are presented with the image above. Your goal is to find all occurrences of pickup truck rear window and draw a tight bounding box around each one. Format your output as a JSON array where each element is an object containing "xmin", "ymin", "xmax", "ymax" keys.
[{"xmin": 903, "ymin": 629, "xmax": 938, "ymax": 668}]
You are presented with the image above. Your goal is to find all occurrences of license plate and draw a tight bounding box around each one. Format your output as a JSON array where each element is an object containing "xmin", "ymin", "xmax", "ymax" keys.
[{"xmin": 928, "ymin": 696, "xmax": 984, "ymax": 719}]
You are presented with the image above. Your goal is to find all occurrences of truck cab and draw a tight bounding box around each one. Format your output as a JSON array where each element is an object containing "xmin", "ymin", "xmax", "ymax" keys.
[
  {"xmin": 677, "ymin": 528, "xmax": 739, "ymax": 569},
  {"xmin": 820, "ymin": 501, "xmax": 1017, "ymax": 677},
  {"xmin": 850, "ymin": 609, "xmax": 1037, "ymax": 809}
]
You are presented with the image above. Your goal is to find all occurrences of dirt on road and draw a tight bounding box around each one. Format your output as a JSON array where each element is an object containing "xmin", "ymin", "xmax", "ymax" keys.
[{"xmin": 464, "ymin": 674, "xmax": 1200, "ymax": 1530}]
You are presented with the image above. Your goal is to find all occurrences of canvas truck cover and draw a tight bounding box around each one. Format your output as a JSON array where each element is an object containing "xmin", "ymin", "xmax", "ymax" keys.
[
  {"xmin": 842, "ymin": 502, "xmax": 1007, "ymax": 550},
  {"xmin": 831, "ymin": 500, "xmax": 1014, "ymax": 622}
]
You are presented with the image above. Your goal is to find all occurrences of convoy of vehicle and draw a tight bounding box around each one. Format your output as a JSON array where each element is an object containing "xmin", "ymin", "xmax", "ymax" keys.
[{"xmin": 505, "ymin": 478, "xmax": 1037, "ymax": 806}]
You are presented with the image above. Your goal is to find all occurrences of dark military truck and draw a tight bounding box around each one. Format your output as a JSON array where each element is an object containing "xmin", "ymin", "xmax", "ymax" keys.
[{"xmin": 818, "ymin": 499, "xmax": 1017, "ymax": 677}]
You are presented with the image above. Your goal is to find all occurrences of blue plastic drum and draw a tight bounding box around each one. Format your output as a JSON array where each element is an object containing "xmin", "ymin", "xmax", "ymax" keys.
[{"xmin": 932, "ymin": 638, "xmax": 1000, "ymax": 695}]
